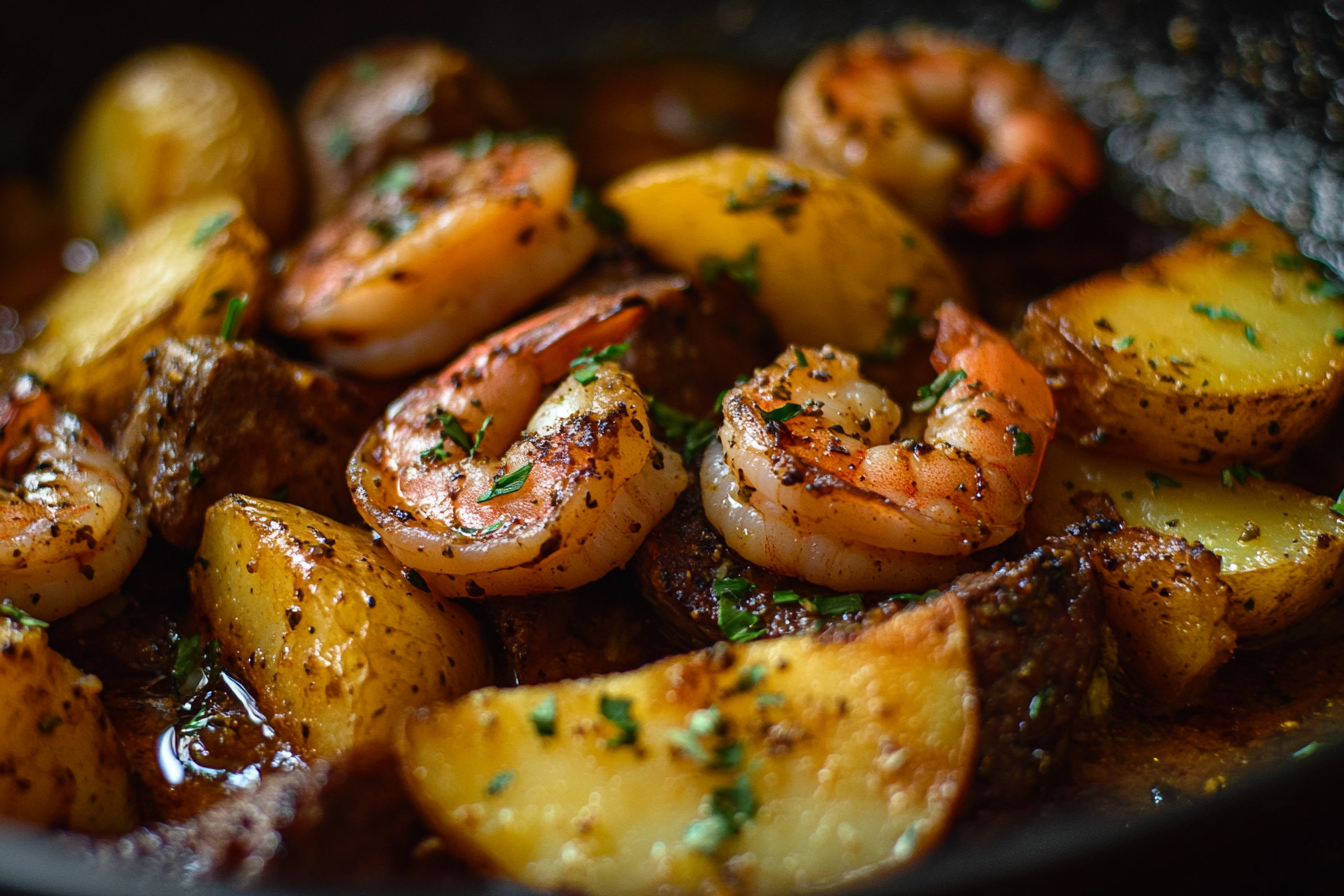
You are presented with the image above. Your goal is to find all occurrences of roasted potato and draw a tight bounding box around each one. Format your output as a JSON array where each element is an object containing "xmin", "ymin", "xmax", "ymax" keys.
[
  {"xmin": 62, "ymin": 45, "xmax": 302, "ymax": 244},
  {"xmin": 603, "ymin": 148, "xmax": 970, "ymax": 360},
  {"xmin": 190, "ymin": 497, "xmax": 492, "ymax": 761},
  {"xmin": 1018, "ymin": 212, "xmax": 1344, "ymax": 469},
  {"xmin": 0, "ymin": 615, "xmax": 137, "ymax": 834},
  {"xmin": 1028, "ymin": 440, "xmax": 1344, "ymax": 638},
  {"xmin": 299, "ymin": 39, "xmax": 526, "ymax": 220},
  {"xmin": 401, "ymin": 595, "xmax": 977, "ymax": 895},
  {"xmin": 20, "ymin": 195, "xmax": 269, "ymax": 427}
]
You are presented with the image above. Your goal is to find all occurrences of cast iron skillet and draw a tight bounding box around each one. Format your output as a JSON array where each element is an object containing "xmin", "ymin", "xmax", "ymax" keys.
[{"xmin": 2, "ymin": 0, "xmax": 1343, "ymax": 893}]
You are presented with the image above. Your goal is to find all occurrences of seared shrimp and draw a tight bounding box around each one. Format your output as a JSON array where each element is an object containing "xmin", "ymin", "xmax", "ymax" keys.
[
  {"xmin": 1, "ymin": 376, "xmax": 148, "ymax": 621},
  {"xmin": 349, "ymin": 281, "xmax": 689, "ymax": 596},
  {"xmin": 272, "ymin": 135, "xmax": 598, "ymax": 378},
  {"xmin": 779, "ymin": 29, "xmax": 1099, "ymax": 234},
  {"xmin": 701, "ymin": 303, "xmax": 1055, "ymax": 591}
]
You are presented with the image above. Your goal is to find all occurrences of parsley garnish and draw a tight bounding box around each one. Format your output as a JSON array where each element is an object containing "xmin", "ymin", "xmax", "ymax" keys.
[
  {"xmin": 173, "ymin": 635, "xmax": 220, "ymax": 694},
  {"xmin": 1191, "ymin": 302, "xmax": 1244, "ymax": 322},
  {"xmin": 191, "ymin": 212, "xmax": 233, "ymax": 247},
  {"xmin": 757, "ymin": 402, "xmax": 802, "ymax": 423},
  {"xmin": 1221, "ymin": 463, "xmax": 1264, "ymax": 489},
  {"xmin": 599, "ymin": 695, "xmax": 639, "ymax": 747},
  {"xmin": 570, "ymin": 186, "xmax": 627, "ymax": 235},
  {"xmin": 530, "ymin": 694, "xmax": 557, "ymax": 737},
  {"xmin": 486, "ymin": 770, "xmax": 516, "ymax": 796},
  {"xmin": 1009, "ymin": 426, "xmax": 1034, "ymax": 456},
  {"xmin": 700, "ymin": 245, "xmax": 760, "ymax": 297},
  {"xmin": 756, "ymin": 692, "xmax": 785, "ymax": 708},
  {"xmin": 889, "ymin": 589, "xmax": 940, "ymax": 603},
  {"xmin": 38, "ymin": 715, "xmax": 63, "ymax": 734},
  {"xmin": 711, "ymin": 577, "xmax": 753, "ymax": 603},
  {"xmin": 1112, "ymin": 335, "xmax": 1135, "ymax": 350},
  {"xmin": 422, "ymin": 410, "xmax": 490, "ymax": 462},
  {"xmin": 454, "ymin": 518, "xmax": 508, "ymax": 537},
  {"xmin": 220, "ymin": 295, "xmax": 248, "ymax": 341},
  {"xmin": 477, "ymin": 463, "xmax": 533, "ymax": 503},
  {"xmin": 0, "ymin": 602, "xmax": 48, "ymax": 629},
  {"xmin": 404, "ymin": 568, "xmax": 429, "ymax": 591},
  {"xmin": 1331, "ymin": 489, "xmax": 1344, "ymax": 516},
  {"xmin": 771, "ymin": 589, "xmax": 801, "ymax": 604},
  {"xmin": 188, "ymin": 463, "xmax": 204, "ymax": 487},
  {"xmin": 1293, "ymin": 741, "xmax": 1321, "ymax": 759},
  {"xmin": 1334, "ymin": 328, "xmax": 1344, "ymax": 345},
  {"xmin": 718, "ymin": 598, "xmax": 764, "ymax": 642},
  {"xmin": 1274, "ymin": 253, "xmax": 1305, "ymax": 271},
  {"xmin": 373, "ymin": 159, "xmax": 418, "ymax": 197},
  {"xmin": 1121, "ymin": 490, "xmax": 1134, "ymax": 500},
  {"xmin": 810, "ymin": 593, "xmax": 864, "ymax": 615},
  {"xmin": 724, "ymin": 172, "xmax": 808, "ymax": 220},
  {"xmin": 179, "ymin": 705, "xmax": 213, "ymax": 737},
  {"xmin": 1244, "ymin": 325, "xmax": 1260, "ymax": 347},
  {"xmin": 737, "ymin": 664, "xmax": 767, "ymax": 691},
  {"xmin": 1028, "ymin": 686, "xmax": 1054, "ymax": 720},
  {"xmin": 684, "ymin": 775, "xmax": 758, "ymax": 855},
  {"xmin": 366, "ymin": 210, "xmax": 419, "ymax": 244},
  {"xmin": 1219, "ymin": 239, "xmax": 1251, "ymax": 256},
  {"xmin": 864, "ymin": 286, "xmax": 923, "ymax": 362},
  {"xmin": 325, "ymin": 127, "xmax": 354, "ymax": 162},
  {"xmin": 793, "ymin": 347, "xmax": 808, "ymax": 367},
  {"xmin": 1145, "ymin": 471, "xmax": 1182, "ymax": 492},
  {"xmin": 646, "ymin": 397, "xmax": 717, "ymax": 463},
  {"xmin": 1308, "ymin": 279, "xmax": 1344, "ymax": 299},
  {"xmin": 570, "ymin": 342, "xmax": 630, "ymax": 385},
  {"xmin": 913, "ymin": 368, "xmax": 967, "ymax": 413}
]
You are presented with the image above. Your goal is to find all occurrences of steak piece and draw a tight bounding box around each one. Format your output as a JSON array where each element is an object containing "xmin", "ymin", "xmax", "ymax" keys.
[{"xmin": 115, "ymin": 337, "xmax": 380, "ymax": 550}]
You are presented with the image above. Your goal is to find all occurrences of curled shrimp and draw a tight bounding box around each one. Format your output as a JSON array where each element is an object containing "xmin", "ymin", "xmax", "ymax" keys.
[
  {"xmin": 1, "ymin": 376, "xmax": 148, "ymax": 621},
  {"xmin": 348, "ymin": 280, "xmax": 690, "ymax": 597},
  {"xmin": 779, "ymin": 28, "xmax": 1099, "ymax": 234},
  {"xmin": 271, "ymin": 135, "xmax": 598, "ymax": 378},
  {"xmin": 701, "ymin": 302, "xmax": 1055, "ymax": 591}
]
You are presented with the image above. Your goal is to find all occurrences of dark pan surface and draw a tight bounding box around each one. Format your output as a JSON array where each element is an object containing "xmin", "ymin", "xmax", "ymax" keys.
[{"xmin": 3, "ymin": 1, "xmax": 1344, "ymax": 893}]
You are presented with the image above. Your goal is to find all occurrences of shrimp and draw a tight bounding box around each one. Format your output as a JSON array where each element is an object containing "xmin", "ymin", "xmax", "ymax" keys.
[
  {"xmin": 701, "ymin": 302, "xmax": 1055, "ymax": 591},
  {"xmin": 778, "ymin": 28, "xmax": 1099, "ymax": 234},
  {"xmin": 271, "ymin": 135, "xmax": 598, "ymax": 378},
  {"xmin": 1, "ymin": 375, "xmax": 148, "ymax": 621},
  {"xmin": 348, "ymin": 280, "xmax": 690, "ymax": 597}
]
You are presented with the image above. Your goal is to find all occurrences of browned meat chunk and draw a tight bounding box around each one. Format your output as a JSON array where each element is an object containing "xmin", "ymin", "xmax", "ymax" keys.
[{"xmin": 114, "ymin": 337, "xmax": 379, "ymax": 550}]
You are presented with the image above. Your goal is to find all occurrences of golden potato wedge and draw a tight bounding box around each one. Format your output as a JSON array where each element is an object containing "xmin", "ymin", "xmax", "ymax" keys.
[
  {"xmin": 0, "ymin": 615, "xmax": 137, "ymax": 834},
  {"xmin": 21, "ymin": 195, "xmax": 268, "ymax": 426},
  {"xmin": 1028, "ymin": 440, "xmax": 1344, "ymax": 638},
  {"xmin": 190, "ymin": 496, "xmax": 492, "ymax": 761},
  {"xmin": 401, "ymin": 595, "xmax": 977, "ymax": 895},
  {"xmin": 1086, "ymin": 522, "xmax": 1236, "ymax": 709},
  {"xmin": 1018, "ymin": 212, "xmax": 1344, "ymax": 469},
  {"xmin": 62, "ymin": 45, "xmax": 302, "ymax": 244},
  {"xmin": 603, "ymin": 147, "xmax": 970, "ymax": 358}
]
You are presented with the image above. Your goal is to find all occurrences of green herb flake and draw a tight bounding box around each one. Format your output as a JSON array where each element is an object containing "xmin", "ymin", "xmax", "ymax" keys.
[
  {"xmin": 810, "ymin": 593, "xmax": 864, "ymax": 616},
  {"xmin": 1112, "ymin": 335, "xmax": 1135, "ymax": 351},
  {"xmin": 1221, "ymin": 463, "xmax": 1264, "ymax": 489},
  {"xmin": 366, "ymin": 210, "xmax": 419, "ymax": 244},
  {"xmin": 724, "ymin": 171, "xmax": 808, "ymax": 216},
  {"xmin": 325, "ymin": 126, "xmax": 354, "ymax": 162},
  {"xmin": 1219, "ymin": 239, "xmax": 1252, "ymax": 256},
  {"xmin": 220, "ymin": 295, "xmax": 248, "ymax": 341},
  {"xmin": 793, "ymin": 347, "xmax": 808, "ymax": 367},
  {"xmin": 1011, "ymin": 427, "xmax": 1034, "ymax": 456},
  {"xmin": 1308, "ymin": 279, "xmax": 1344, "ymax": 299},
  {"xmin": 913, "ymin": 368, "xmax": 968, "ymax": 413},
  {"xmin": 270, "ymin": 482, "xmax": 289, "ymax": 502},
  {"xmin": 486, "ymin": 770, "xmax": 516, "ymax": 796},
  {"xmin": 1333, "ymin": 328, "xmax": 1344, "ymax": 345},
  {"xmin": 1191, "ymin": 302, "xmax": 1244, "ymax": 322},
  {"xmin": 570, "ymin": 342, "xmax": 630, "ymax": 385},
  {"xmin": 477, "ymin": 462, "xmax": 533, "ymax": 503},
  {"xmin": 711, "ymin": 740, "xmax": 745, "ymax": 770},
  {"xmin": 38, "ymin": 715, "xmax": 63, "ymax": 734},
  {"xmin": 688, "ymin": 706, "xmax": 722, "ymax": 737},
  {"xmin": 718, "ymin": 597, "xmax": 764, "ymax": 643},
  {"xmin": 570, "ymin": 186, "xmax": 627, "ymax": 235},
  {"xmin": 771, "ymin": 589, "xmax": 801, "ymax": 605},
  {"xmin": 1145, "ymin": 471, "xmax": 1183, "ymax": 492},
  {"xmin": 700, "ymin": 245, "xmax": 760, "ymax": 297},
  {"xmin": 683, "ymin": 812, "xmax": 734, "ymax": 854},
  {"xmin": 667, "ymin": 727, "xmax": 710, "ymax": 764},
  {"xmin": 736, "ymin": 664, "xmax": 767, "ymax": 692},
  {"xmin": 647, "ymin": 397, "xmax": 719, "ymax": 463},
  {"xmin": 1293, "ymin": 741, "xmax": 1320, "ymax": 759},
  {"xmin": 864, "ymin": 286, "xmax": 923, "ymax": 362},
  {"xmin": 1028, "ymin": 686, "xmax": 1054, "ymax": 721},
  {"xmin": 1330, "ymin": 489, "xmax": 1344, "ymax": 516},
  {"xmin": 0, "ymin": 602, "xmax": 48, "ymax": 629},
  {"xmin": 530, "ymin": 694, "xmax": 557, "ymax": 737},
  {"xmin": 191, "ymin": 212, "xmax": 234, "ymax": 247},
  {"xmin": 758, "ymin": 402, "xmax": 802, "ymax": 423},
  {"xmin": 756, "ymin": 692, "xmax": 786, "ymax": 708},
  {"xmin": 1244, "ymin": 325, "xmax": 1260, "ymax": 347},
  {"xmin": 683, "ymin": 774, "xmax": 759, "ymax": 854},
  {"xmin": 404, "ymin": 568, "xmax": 430, "ymax": 592},
  {"xmin": 889, "ymin": 589, "xmax": 940, "ymax": 603},
  {"xmin": 599, "ymin": 695, "xmax": 639, "ymax": 747},
  {"xmin": 373, "ymin": 159, "xmax": 419, "ymax": 197},
  {"xmin": 179, "ymin": 706, "xmax": 212, "ymax": 737},
  {"xmin": 188, "ymin": 463, "xmax": 204, "ymax": 487},
  {"xmin": 173, "ymin": 635, "xmax": 220, "ymax": 695},
  {"xmin": 1273, "ymin": 253, "xmax": 1305, "ymax": 271},
  {"xmin": 711, "ymin": 577, "xmax": 753, "ymax": 603},
  {"xmin": 1121, "ymin": 490, "xmax": 1135, "ymax": 500}
]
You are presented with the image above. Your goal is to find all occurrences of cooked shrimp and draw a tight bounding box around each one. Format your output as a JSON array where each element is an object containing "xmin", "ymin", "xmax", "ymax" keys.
[
  {"xmin": 1, "ymin": 376, "xmax": 148, "ymax": 621},
  {"xmin": 271, "ymin": 135, "xmax": 598, "ymax": 378},
  {"xmin": 701, "ymin": 302, "xmax": 1055, "ymax": 591},
  {"xmin": 779, "ymin": 28, "xmax": 1099, "ymax": 234},
  {"xmin": 348, "ymin": 280, "xmax": 690, "ymax": 596}
]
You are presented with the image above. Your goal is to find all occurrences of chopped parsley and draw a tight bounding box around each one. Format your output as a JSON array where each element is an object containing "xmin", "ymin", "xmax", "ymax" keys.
[
  {"xmin": 373, "ymin": 159, "xmax": 418, "ymax": 197},
  {"xmin": 1191, "ymin": 302, "xmax": 1244, "ymax": 322},
  {"xmin": 793, "ymin": 347, "xmax": 808, "ymax": 367},
  {"xmin": 188, "ymin": 463, "xmax": 204, "ymax": 487},
  {"xmin": 570, "ymin": 186, "xmax": 627, "ymax": 236},
  {"xmin": 684, "ymin": 775, "xmax": 758, "ymax": 855},
  {"xmin": 1219, "ymin": 239, "xmax": 1251, "ymax": 256},
  {"xmin": 570, "ymin": 342, "xmax": 630, "ymax": 385},
  {"xmin": 756, "ymin": 692, "xmax": 786, "ymax": 708},
  {"xmin": 864, "ymin": 286, "xmax": 923, "ymax": 362},
  {"xmin": 736, "ymin": 664, "xmax": 767, "ymax": 691},
  {"xmin": 724, "ymin": 171, "xmax": 808, "ymax": 219},
  {"xmin": 38, "ymin": 715, "xmax": 64, "ymax": 734},
  {"xmin": 771, "ymin": 589, "xmax": 801, "ymax": 604},
  {"xmin": 191, "ymin": 212, "xmax": 234, "ymax": 247},
  {"xmin": 809, "ymin": 593, "xmax": 864, "ymax": 615},
  {"xmin": 179, "ymin": 705, "xmax": 213, "ymax": 737},
  {"xmin": 173, "ymin": 635, "xmax": 220, "ymax": 694},
  {"xmin": 599, "ymin": 695, "xmax": 639, "ymax": 747},
  {"xmin": 1145, "ymin": 471, "xmax": 1182, "ymax": 492},
  {"xmin": 477, "ymin": 463, "xmax": 533, "ymax": 503},
  {"xmin": 1221, "ymin": 463, "xmax": 1264, "ymax": 489},
  {"xmin": 404, "ymin": 568, "xmax": 430, "ymax": 591},
  {"xmin": 366, "ymin": 210, "xmax": 419, "ymax": 244},
  {"xmin": 220, "ymin": 295, "xmax": 248, "ymax": 341},
  {"xmin": 422, "ymin": 410, "xmax": 490, "ymax": 462},
  {"xmin": 912, "ymin": 368, "xmax": 967, "ymax": 413},
  {"xmin": 889, "ymin": 589, "xmax": 940, "ymax": 603},
  {"xmin": 1028, "ymin": 686, "xmax": 1054, "ymax": 720},
  {"xmin": 325, "ymin": 126, "xmax": 354, "ymax": 162},
  {"xmin": 485, "ymin": 770, "xmax": 516, "ymax": 796},
  {"xmin": 711, "ymin": 577, "xmax": 753, "ymax": 603},
  {"xmin": 1293, "ymin": 741, "xmax": 1320, "ymax": 759},
  {"xmin": 718, "ymin": 598, "xmax": 764, "ymax": 642},
  {"xmin": 1244, "ymin": 325, "xmax": 1260, "ymax": 347},
  {"xmin": 1121, "ymin": 490, "xmax": 1135, "ymax": 500},
  {"xmin": 1331, "ymin": 489, "xmax": 1344, "ymax": 516},
  {"xmin": 1112, "ymin": 335, "xmax": 1135, "ymax": 351},
  {"xmin": 453, "ymin": 518, "xmax": 508, "ymax": 537},
  {"xmin": 1274, "ymin": 253, "xmax": 1305, "ymax": 271},
  {"xmin": 757, "ymin": 402, "xmax": 802, "ymax": 423},
  {"xmin": 646, "ymin": 397, "xmax": 717, "ymax": 463},
  {"xmin": 1308, "ymin": 279, "xmax": 1344, "ymax": 299},
  {"xmin": 1334, "ymin": 328, "xmax": 1344, "ymax": 345},
  {"xmin": 700, "ymin": 245, "xmax": 760, "ymax": 297},
  {"xmin": 0, "ymin": 601, "xmax": 48, "ymax": 629},
  {"xmin": 1010, "ymin": 426, "xmax": 1034, "ymax": 456},
  {"xmin": 530, "ymin": 694, "xmax": 557, "ymax": 737}
]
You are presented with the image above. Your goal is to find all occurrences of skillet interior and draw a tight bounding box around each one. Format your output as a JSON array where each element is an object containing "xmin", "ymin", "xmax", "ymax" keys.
[{"xmin": 2, "ymin": 0, "xmax": 1343, "ymax": 893}]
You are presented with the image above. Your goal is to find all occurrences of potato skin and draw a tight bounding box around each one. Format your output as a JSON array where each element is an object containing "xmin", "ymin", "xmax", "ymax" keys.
[
  {"xmin": 1018, "ymin": 212, "xmax": 1344, "ymax": 469},
  {"xmin": 190, "ymin": 497, "xmax": 492, "ymax": 760},
  {"xmin": 21, "ymin": 195, "xmax": 269, "ymax": 427},
  {"xmin": 0, "ymin": 618, "xmax": 137, "ymax": 834},
  {"xmin": 401, "ymin": 595, "xmax": 977, "ymax": 895},
  {"xmin": 62, "ymin": 45, "xmax": 301, "ymax": 244},
  {"xmin": 115, "ymin": 337, "xmax": 379, "ymax": 550},
  {"xmin": 603, "ymin": 147, "xmax": 970, "ymax": 357}
]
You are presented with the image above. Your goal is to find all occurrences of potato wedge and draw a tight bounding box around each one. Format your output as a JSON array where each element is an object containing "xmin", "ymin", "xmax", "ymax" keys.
[
  {"xmin": 0, "ymin": 615, "xmax": 137, "ymax": 834},
  {"xmin": 1018, "ymin": 212, "xmax": 1344, "ymax": 469},
  {"xmin": 603, "ymin": 148, "xmax": 970, "ymax": 358},
  {"xmin": 401, "ymin": 595, "xmax": 977, "ymax": 895},
  {"xmin": 62, "ymin": 45, "xmax": 301, "ymax": 244},
  {"xmin": 190, "ymin": 496, "xmax": 492, "ymax": 761},
  {"xmin": 1028, "ymin": 440, "xmax": 1344, "ymax": 638},
  {"xmin": 21, "ymin": 195, "xmax": 269, "ymax": 426}
]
